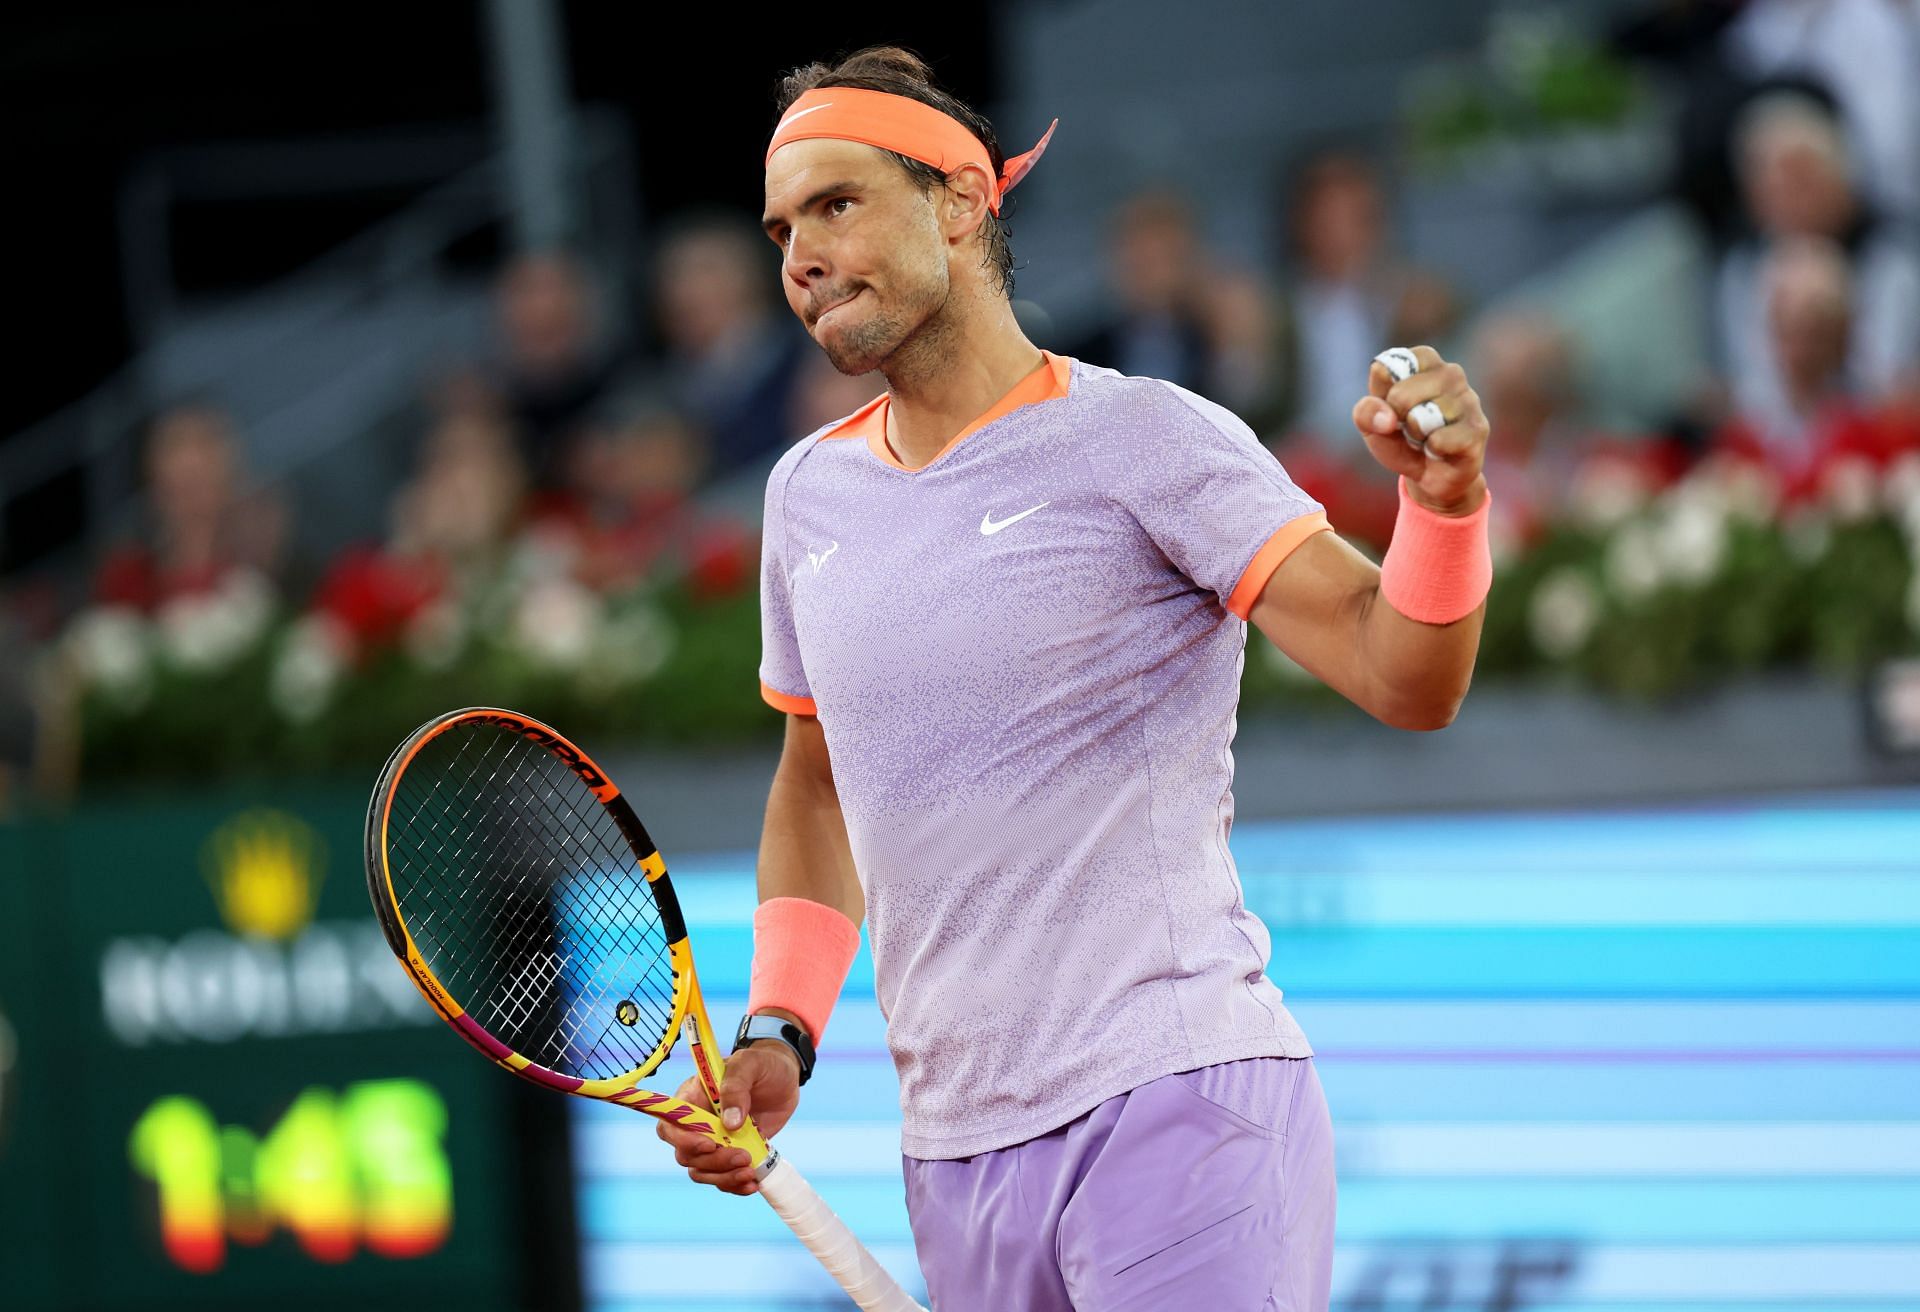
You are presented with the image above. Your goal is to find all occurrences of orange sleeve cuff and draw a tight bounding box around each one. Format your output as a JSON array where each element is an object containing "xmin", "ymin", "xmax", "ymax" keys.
[
  {"xmin": 760, "ymin": 680, "xmax": 819, "ymax": 716},
  {"xmin": 1225, "ymin": 511, "xmax": 1332, "ymax": 619}
]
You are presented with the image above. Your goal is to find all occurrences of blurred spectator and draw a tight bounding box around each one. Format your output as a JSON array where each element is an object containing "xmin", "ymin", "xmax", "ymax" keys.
[
  {"xmin": 1068, "ymin": 189, "xmax": 1215, "ymax": 391},
  {"xmin": 1722, "ymin": 0, "xmax": 1920, "ymax": 224},
  {"xmin": 94, "ymin": 402, "xmax": 287, "ymax": 611},
  {"xmin": 487, "ymin": 250, "xmax": 623, "ymax": 489},
  {"xmin": 1718, "ymin": 92, "xmax": 1920, "ymax": 437},
  {"xmin": 1278, "ymin": 149, "xmax": 1458, "ymax": 443},
  {"xmin": 690, "ymin": 350, "xmax": 885, "ymax": 525},
  {"xmin": 1472, "ymin": 312, "xmax": 1590, "ymax": 546},
  {"xmin": 787, "ymin": 350, "xmax": 887, "ymax": 439},
  {"xmin": 311, "ymin": 411, "xmax": 525, "ymax": 650},
  {"xmin": 1712, "ymin": 236, "xmax": 1892, "ymax": 492},
  {"xmin": 651, "ymin": 214, "xmax": 807, "ymax": 477},
  {"xmin": 531, "ymin": 396, "xmax": 707, "ymax": 595},
  {"xmin": 1609, "ymin": 0, "xmax": 1755, "ymax": 245},
  {"xmin": 396, "ymin": 412, "xmax": 527, "ymax": 570},
  {"xmin": 1198, "ymin": 266, "xmax": 1296, "ymax": 439}
]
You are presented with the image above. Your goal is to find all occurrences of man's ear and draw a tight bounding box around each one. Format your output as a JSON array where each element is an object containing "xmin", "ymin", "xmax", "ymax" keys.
[{"xmin": 940, "ymin": 161, "xmax": 995, "ymax": 246}]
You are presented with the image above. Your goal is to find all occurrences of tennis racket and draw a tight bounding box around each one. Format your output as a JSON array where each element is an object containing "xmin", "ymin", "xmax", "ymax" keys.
[{"xmin": 364, "ymin": 706, "xmax": 924, "ymax": 1311}]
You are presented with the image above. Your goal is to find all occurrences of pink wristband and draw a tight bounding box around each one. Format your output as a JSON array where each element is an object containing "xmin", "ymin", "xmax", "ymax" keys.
[
  {"xmin": 747, "ymin": 896, "xmax": 862, "ymax": 1045},
  {"xmin": 1380, "ymin": 478, "xmax": 1493, "ymax": 625}
]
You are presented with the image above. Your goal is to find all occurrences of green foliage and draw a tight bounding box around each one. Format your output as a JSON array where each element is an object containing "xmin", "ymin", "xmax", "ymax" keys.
[
  {"xmin": 61, "ymin": 491, "xmax": 1920, "ymax": 784},
  {"xmin": 1406, "ymin": 13, "xmax": 1648, "ymax": 169}
]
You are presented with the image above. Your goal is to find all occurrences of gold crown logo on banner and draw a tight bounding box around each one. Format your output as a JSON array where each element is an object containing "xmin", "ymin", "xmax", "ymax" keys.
[{"xmin": 202, "ymin": 809, "xmax": 325, "ymax": 940}]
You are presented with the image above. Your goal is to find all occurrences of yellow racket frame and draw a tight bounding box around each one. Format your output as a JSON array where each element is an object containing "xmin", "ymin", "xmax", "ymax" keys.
[{"xmin": 365, "ymin": 706, "xmax": 769, "ymax": 1165}]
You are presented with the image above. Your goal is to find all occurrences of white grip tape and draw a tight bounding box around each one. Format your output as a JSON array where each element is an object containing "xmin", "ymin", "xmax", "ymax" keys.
[
  {"xmin": 758, "ymin": 1153, "xmax": 929, "ymax": 1311},
  {"xmin": 1410, "ymin": 400, "xmax": 1446, "ymax": 438},
  {"xmin": 1372, "ymin": 347, "xmax": 1430, "ymax": 452}
]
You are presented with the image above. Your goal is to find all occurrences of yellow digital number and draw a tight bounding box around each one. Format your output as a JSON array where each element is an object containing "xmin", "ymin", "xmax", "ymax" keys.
[{"xmin": 127, "ymin": 1079, "xmax": 454, "ymax": 1272}]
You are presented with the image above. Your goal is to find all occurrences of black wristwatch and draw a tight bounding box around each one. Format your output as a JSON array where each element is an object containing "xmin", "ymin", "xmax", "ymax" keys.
[{"xmin": 732, "ymin": 1012, "xmax": 817, "ymax": 1086}]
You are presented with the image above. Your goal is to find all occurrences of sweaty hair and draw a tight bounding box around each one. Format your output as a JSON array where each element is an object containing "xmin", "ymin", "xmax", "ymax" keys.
[{"xmin": 774, "ymin": 46, "xmax": 1016, "ymax": 298}]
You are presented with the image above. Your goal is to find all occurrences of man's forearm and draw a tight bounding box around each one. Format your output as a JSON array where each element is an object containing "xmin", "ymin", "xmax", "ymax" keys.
[
  {"xmin": 746, "ymin": 742, "xmax": 864, "ymax": 1050},
  {"xmin": 1354, "ymin": 583, "xmax": 1485, "ymax": 731}
]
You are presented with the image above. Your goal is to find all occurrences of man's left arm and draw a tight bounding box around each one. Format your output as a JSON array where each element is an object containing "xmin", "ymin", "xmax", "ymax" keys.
[{"xmin": 1249, "ymin": 346, "xmax": 1490, "ymax": 732}]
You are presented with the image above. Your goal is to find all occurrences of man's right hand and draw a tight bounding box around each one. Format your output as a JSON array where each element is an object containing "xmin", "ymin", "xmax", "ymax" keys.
[{"xmin": 653, "ymin": 1042, "xmax": 802, "ymax": 1196}]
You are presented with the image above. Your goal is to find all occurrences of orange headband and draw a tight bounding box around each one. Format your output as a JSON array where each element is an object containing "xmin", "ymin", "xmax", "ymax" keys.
[{"xmin": 765, "ymin": 87, "xmax": 1058, "ymax": 216}]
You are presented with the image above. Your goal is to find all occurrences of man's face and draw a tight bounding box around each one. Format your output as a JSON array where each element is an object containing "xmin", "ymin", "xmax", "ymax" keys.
[
  {"xmin": 1111, "ymin": 203, "xmax": 1194, "ymax": 315},
  {"xmin": 1747, "ymin": 136, "xmax": 1852, "ymax": 238},
  {"xmin": 1768, "ymin": 253, "xmax": 1851, "ymax": 389},
  {"xmin": 763, "ymin": 138, "xmax": 952, "ymax": 375},
  {"xmin": 1297, "ymin": 168, "xmax": 1382, "ymax": 280}
]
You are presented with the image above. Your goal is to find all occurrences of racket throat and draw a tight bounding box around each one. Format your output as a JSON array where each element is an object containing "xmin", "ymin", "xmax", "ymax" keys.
[{"xmin": 686, "ymin": 1014, "xmax": 722, "ymax": 1100}]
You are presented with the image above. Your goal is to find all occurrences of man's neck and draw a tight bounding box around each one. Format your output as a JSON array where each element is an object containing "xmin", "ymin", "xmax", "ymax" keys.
[{"xmin": 878, "ymin": 299, "xmax": 1044, "ymax": 470}]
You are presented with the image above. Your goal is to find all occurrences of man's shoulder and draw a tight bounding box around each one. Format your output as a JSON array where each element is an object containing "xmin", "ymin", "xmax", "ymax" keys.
[
  {"xmin": 1065, "ymin": 361, "xmax": 1252, "ymax": 446},
  {"xmin": 762, "ymin": 404, "xmax": 877, "ymax": 510}
]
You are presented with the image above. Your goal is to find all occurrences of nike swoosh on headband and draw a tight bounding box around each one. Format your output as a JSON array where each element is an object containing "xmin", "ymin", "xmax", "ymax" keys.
[{"xmin": 777, "ymin": 102, "xmax": 834, "ymax": 129}]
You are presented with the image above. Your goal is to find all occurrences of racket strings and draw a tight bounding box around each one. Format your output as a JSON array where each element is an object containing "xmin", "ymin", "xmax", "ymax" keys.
[
  {"xmin": 390, "ymin": 729, "xmax": 558, "ymax": 998},
  {"xmin": 395, "ymin": 732, "xmax": 673, "ymax": 1073},
  {"xmin": 495, "ymin": 745, "xmax": 680, "ymax": 1053},
  {"xmin": 383, "ymin": 722, "xmax": 680, "ymax": 1080}
]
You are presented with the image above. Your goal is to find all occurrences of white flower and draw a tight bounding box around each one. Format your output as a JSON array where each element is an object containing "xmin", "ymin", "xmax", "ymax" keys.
[
  {"xmin": 1529, "ymin": 569, "xmax": 1601, "ymax": 660},
  {"xmin": 1822, "ymin": 456, "xmax": 1879, "ymax": 524},
  {"xmin": 513, "ymin": 578, "xmax": 601, "ymax": 670},
  {"xmin": 1567, "ymin": 459, "xmax": 1651, "ymax": 531},
  {"xmin": 581, "ymin": 604, "xmax": 675, "ymax": 694},
  {"xmin": 507, "ymin": 529, "xmax": 578, "ymax": 585},
  {"xmin": 63, "ymin": 606, "xmax": 153, "ymax": 706},
  {"xmin": 218, "ymin": 569, "xmax": 274, "ymax": 639},
  {"xmin": 1881, "ymin": 452, "xmax": 1920, "ymax": 518},
  {"xmin": 1885, "ymin": 454, "xmax": 1920, "ymax": 555},
  {"xmin": 1702, "ymin": 458, "xmax": 1781, "ymax": 525},
  {"xmin": 155, "ymin": 570, "xmax": 276, "ymax": 672},
  {"xmin": 1658, "ymin": 495, "xmax": 1728, "ymax": 586},
  {"xmin": 270, "ymin": 614, "xmax": 352, "ymax": 723},
  {"xmin": 403, "ymin": 600, "xmax": 467, "ymax": 671},
  {"xmin": 1604, "ymin": 520, "xmax": 1666, "ymax": 601}
]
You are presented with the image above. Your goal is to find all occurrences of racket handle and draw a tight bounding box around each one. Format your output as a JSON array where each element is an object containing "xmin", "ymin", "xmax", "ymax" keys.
[{"xmin": 757, "ymin": 1152, "xmax": 928, "ymax": 1312}]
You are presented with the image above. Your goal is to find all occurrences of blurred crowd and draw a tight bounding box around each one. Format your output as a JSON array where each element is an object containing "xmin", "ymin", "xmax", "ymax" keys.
[
  {"xmin": 2, "ymin": 0, "xmax": 1918, "ymax": 803},
  {"xmin": 1064, "ymin": 2, "xmax": 1919, "ymax": 555},
  {"xmin": 69, "ymin": 222, "xmax": 865, "ymax": 675}
]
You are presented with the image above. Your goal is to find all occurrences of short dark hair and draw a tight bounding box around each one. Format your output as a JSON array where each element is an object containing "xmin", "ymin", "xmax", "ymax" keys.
[{"xmin": 774, "ymin": 46, "xmax": 1016, "ymax": 298}]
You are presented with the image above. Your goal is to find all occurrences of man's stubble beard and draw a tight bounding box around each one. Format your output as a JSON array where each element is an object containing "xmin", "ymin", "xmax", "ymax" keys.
[{"xmin": 820, "ymin": 266, "xmax": 955, "ymax": 380}]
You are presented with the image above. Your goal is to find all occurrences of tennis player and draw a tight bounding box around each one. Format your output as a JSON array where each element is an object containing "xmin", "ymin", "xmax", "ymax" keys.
[{"xmin": 658, "ymin": 46, "xmax": 1492, "ymax": 1310}]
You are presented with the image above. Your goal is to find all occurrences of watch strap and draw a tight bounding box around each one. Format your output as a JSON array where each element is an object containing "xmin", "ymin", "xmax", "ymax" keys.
[{"xmin": 732, "ymin": 1012, "xmax": 816, "ymax": 1086}]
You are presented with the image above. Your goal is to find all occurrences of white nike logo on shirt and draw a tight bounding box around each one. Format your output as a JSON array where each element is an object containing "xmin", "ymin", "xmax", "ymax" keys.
[
  {"xmin": 806, "ymin": 541, "xmax": 839, "ymax": 574},
  {"xmin": 980, "ymin": 503, "xmax": 1051, "ymax": 535}
]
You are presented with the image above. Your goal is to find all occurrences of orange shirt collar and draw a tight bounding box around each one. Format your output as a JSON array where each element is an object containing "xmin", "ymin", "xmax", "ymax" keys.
[{"xmin": 820, "ymin": 351, "xmax": 1072, "ymax": 472}]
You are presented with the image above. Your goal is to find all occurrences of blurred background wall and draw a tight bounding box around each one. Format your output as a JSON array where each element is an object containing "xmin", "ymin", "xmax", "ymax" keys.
[{"xmin": 1, "ymin": 1, "xmax": 1918, "ymax": 1309}]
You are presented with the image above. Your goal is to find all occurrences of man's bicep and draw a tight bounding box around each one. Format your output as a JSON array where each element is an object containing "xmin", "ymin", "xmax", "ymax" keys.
[
  {"xmin": 780, "ymin": 710, "xmax": 836, "ymax": 796},
  {"xmin": 1245, "ymin": 529, "xmax": 1382, "ymax": 707}
]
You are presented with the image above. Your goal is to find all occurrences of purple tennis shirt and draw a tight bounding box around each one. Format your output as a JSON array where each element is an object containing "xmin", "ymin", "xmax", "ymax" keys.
[{"xmin": 758, "ymin": 351, "xmax": 1328, "ymax": 1159}]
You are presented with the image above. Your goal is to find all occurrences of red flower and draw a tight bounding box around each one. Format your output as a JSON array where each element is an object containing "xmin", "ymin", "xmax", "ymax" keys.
[
  {"xmin": 686, "ymin": 519, "xmax": 756, "ymax": 601},
  {"xmin": 311, "ymin": 546, "xmax": 446, "ymax": 650}
]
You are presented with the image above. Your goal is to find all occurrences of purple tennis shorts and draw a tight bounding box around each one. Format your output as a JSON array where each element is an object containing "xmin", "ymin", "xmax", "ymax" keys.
[{"xmin": 903, "ymin": 1056, "xmax": 1336, "ymax": 1310}]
